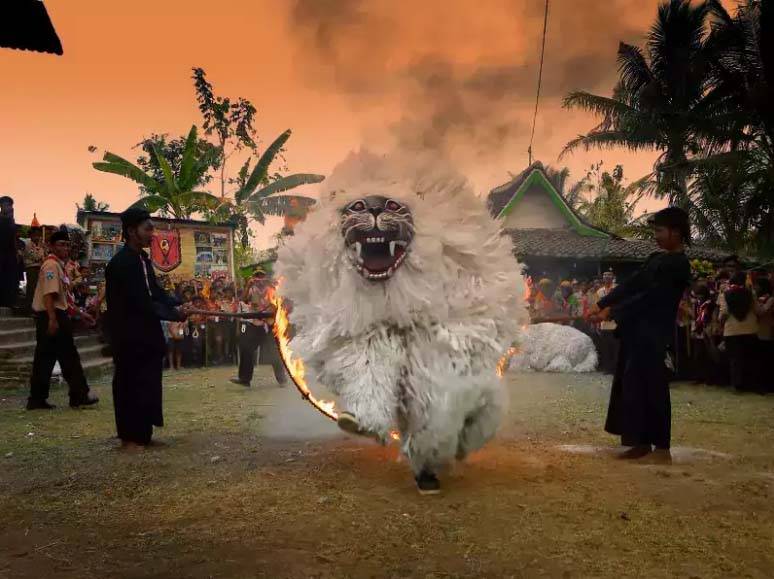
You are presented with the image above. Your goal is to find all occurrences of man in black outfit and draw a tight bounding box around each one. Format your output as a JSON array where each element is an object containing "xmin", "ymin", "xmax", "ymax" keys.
[
  {"xmin": 106, "ymin": 209, "xmax": 186, "ymax": 451},
  {"xmin": 588, "ymin": 207, "xmax": 692, "ymax": 463},
  {"xmin": 27, "ymin": 230, "xmax": 98, "ymax": 410},
  {"xmin": 0, "ymin": 196, "xmax": 19, "ymax": 308}
]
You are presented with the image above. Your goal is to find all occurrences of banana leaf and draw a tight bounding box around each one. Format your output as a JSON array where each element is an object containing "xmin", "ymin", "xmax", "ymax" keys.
[
  {"xmin": 235, "ymin": 129, "xmax": 293, "ymax": 203},
  {"xmin": 93, "ymin": 152, "xmax": 159, "ymax": 192},
  {"xmin": 178, "ymin": 125, "xmax": 199, "ymax": 191},
  {"xmin": 248, "ymin": 173, "xmax": 325, "ymax": 200}
]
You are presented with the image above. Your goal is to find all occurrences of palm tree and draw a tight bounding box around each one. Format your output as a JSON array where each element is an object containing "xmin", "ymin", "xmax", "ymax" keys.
[
  {"xmin": 574, "ymin": 165, "xmax": 645, "ymax": 237},
  {"xmin": 93, "ymin": 125, "xmax": 222, "ymax": 219},
  {"xmin": 562, "ymin": 0, "xmax": 715, "ymax": 206},
  {"xmin": 699, "ymin": 0, "xmax": 774, "ymax": 255},
  {"xmin": 205, "ymin": 129, "xmax": 323, "ymax": 247},
  {"xmin": 687, "ymin": 158, "xmax": 759, "ymax": 253}
]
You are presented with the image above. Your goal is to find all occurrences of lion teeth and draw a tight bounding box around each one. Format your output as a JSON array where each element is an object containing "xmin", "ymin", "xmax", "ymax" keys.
[
  {"xmin": 366, "ymin": 237, "xmax": 385, "ymax": 244},
  {"xmin": 389, "ymin": 241, "xmax": 396, "ymax": 256}
]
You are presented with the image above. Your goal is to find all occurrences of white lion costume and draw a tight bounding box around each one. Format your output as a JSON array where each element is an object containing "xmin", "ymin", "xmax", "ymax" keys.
[
  {"xmin": 508, "ymin": 323, "xmax": 598, "ymax": 373},
  {"xmin": 275, "ymin": 150, "xmax": 526, "ymax": 492}
]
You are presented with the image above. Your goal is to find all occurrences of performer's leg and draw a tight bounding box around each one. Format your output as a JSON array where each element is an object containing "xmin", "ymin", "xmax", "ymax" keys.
[
  {"xmin": 455, "ymin": 379, "xmax": 506, "ymax": 460},
  {"xmin": 646, "ymin": 355, "xmax": 671, "ymax": 450},
  {"xmin": 28, "ymin": 313, "xmax": 57, "ymax": 407},
  {"xmin": 53, "ymin": 311, "xmax": 92, "ymax": 405},
  {"xmin": 237, "ymin": 324, "xmax": 259, "ymax": 384},
  {"xmin": 328, "ymin": 339, "xmax": 402, "ymax": 439}
]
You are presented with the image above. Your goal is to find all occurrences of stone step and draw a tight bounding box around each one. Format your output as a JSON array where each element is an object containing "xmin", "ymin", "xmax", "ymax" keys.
[
  {"xmin": 0, "ymin": 307, "xmax": 12, "ymax": 317},
  {"xmin": 0, "ymin": 356, "xmax": 114, "ymax": 390},
  {"xmin": 0, "ymin": 343, "xmax": 108, "ymax": 371},
  {"xmin": 0, "ymin": 327, "xmax": 36, "ymax": 345},
  {"xmin": 0, "ymin": 334, "xmax": 100, "ymax": 360},
  {"xmin": 0, "ymin": 317, "xmax": 34, "ymax": 331}
]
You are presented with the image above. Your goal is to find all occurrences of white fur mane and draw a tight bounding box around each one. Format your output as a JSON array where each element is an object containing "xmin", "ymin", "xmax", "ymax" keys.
[{"xmin": 276, "ymin": 149, "xmax": 527, "ymax": 353}]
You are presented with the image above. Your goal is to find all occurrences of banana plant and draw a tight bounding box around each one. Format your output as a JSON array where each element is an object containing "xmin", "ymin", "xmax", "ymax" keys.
[
  {"xmin": 232, "ymin": 129, "xmax": 324, "ymax": 223},
  {"xmin": 93, "ymin": 125, "xmax": 221, "ymax": 219}
]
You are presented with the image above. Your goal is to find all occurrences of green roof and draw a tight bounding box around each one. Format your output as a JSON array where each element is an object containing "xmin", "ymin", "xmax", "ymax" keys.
[{"xmin": 489, "ymin": 165, "xmax": 609, "ymax": 239}]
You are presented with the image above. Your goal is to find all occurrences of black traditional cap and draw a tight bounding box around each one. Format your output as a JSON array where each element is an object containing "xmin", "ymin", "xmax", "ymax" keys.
[
  {"xmin": 120, "ymin": 208, "xmax": 152, "ymax": 239},
  {"xmin": 649, "ymin": 207, "xmax": 691, "ymax": 245},
  {"xmin": 49, "ymin": 230, "xmax": 70, "ymax": 244},
  {"xmin": 121, "ymin": 207, "xmax": 151, "ymax": 228},
  {"xmin": 0, "ymin": 195, "xmax": 13, "ymax": 205}
]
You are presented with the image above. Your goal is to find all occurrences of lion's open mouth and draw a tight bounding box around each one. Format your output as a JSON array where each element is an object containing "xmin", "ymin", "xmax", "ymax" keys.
[{"xmin": 347, "ymin": 233, "xmax": 409, "ymax": 280}]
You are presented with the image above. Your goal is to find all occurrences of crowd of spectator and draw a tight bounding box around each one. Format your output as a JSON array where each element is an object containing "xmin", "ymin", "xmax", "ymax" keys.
[{"xmin": 526, "ymin": 256, "xmax": 774, "ymax": 394}]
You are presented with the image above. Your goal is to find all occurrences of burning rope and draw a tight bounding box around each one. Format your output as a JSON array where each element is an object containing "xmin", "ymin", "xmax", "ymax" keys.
[{"xmin": 267, "ymin": 282, "xmax": 518, "ymax": 425}]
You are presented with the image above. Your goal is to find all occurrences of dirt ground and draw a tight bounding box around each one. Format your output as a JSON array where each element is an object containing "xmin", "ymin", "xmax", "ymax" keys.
[{"xmin": 0, "ymin": 367, "xmax": 772, "ymax": 579}]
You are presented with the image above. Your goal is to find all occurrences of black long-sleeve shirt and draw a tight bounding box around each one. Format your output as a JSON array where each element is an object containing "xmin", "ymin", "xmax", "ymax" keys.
[
  {"xmin": 598, "ymin": 251, "xmax": 691, "ymax": 346},
  {"xmin": 105, "ymin": 245, "xmax": 182, "ymax": 355}
]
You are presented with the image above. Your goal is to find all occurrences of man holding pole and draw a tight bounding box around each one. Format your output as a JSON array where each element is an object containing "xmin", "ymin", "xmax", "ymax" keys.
[{"xmin": 106, "ymin": 209, "xmax": 186, "ymax": 450}]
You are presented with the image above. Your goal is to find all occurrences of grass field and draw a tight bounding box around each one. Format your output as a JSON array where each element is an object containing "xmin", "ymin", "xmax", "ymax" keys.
[{"xmin": 1, "ymin": 367, "xmax": 772, "ymax": 578}]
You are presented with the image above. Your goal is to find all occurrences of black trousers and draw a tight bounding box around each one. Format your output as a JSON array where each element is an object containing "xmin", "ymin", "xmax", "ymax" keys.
[
  {"xmin": 113, "ymin": 350, "xmax": 164, "ymax": 445},
  {"xmin": 725, "ymin": 334, "xmax": 759, "ymax": 392},
  {"xmin": 598, "ymin": 329, "xmax": 620, "ymax": 374},
  {"xmin": 605, "ymin": 334, "xmax": 671, "ymax": 449},
  {"xmin": 758, "ymin": 339, "xmax": 774, "ymax": 393},
  {"xmin": 25, "ymin": 266, "xmax": 39, "ymax": 312},
  {"xmin": 238, "ymin": 323, "xmax": 286, "ymax": 384},
  {"xmin": 29, "ymin": 310, "xmax": 90, "ymax": 403}
]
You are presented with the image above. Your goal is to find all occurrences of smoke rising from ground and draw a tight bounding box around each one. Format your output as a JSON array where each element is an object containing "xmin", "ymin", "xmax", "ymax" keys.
[{"xmin": 286, "ymin": 0, "xmax": 650, "ymax": 183}]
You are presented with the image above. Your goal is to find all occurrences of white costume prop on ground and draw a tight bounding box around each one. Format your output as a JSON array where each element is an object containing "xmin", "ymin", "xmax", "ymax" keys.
[
  {"xmin": 276, "ymin": 150, "xmax": 526, "ymax": 480},
  {"xmin": 509, "ymin": 323, "xmax": 598, "ymax": 373}
]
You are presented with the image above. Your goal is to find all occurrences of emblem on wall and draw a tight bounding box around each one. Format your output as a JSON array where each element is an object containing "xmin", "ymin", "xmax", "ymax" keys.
[{"xmin": 150, "ymin": 228, "xmax": 182, "ymax": 272}]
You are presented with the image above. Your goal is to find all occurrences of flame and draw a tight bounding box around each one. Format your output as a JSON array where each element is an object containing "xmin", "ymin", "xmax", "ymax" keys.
[
  {"xmin": 268, "ymin": 281, "xmax": 518, "ymax": 433},
  {"xmin": 496, "ymin": 346, "xmax": 518, "ymax": 378},
  {"xmin": 268, "ymin": 282, "xmax": 339, "ymax": 421}
]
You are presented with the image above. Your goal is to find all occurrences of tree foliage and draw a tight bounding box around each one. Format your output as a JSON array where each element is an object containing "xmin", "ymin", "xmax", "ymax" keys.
[
  {"xmin": 93, "ymin": 126, "xmax": 221, "ymax": 219},
  {"xmin": 563, "ymin": 0, "xmax": 774, "ymax": 257},
  {"xmin": 134, "ymin": 133, "xmax": 220, "ymax": 193},
  {"xmin": 572, "ymin": 163, "xmax": 647, "ymax": 238},
  {"xmin": 76, "ymin": 193, "xmax": 110, "ymax": 212}
]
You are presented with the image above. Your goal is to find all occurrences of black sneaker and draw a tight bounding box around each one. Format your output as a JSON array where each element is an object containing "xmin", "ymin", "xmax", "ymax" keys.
[
  {"xmin": 26, "ymin": 399, "xmax": 56, "ymax": 410},
  {"xmin": 415, "ymin": 471, "xmax": 441, "ymax": 495},
  {"xmin": 70, "ymin": 395, "xmax": 99, "ymax": 408}
]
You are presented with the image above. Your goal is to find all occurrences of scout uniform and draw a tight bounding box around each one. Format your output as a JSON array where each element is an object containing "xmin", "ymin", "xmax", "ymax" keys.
[{"xmin": 28, "ymin": 254, "xmax": 91, "ymax": 407}]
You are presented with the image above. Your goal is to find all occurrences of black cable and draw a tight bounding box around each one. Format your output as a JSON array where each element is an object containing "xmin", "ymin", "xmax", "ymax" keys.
[{"xmin": 528, "ymin": 0, "xmax": 550, "ymax": 166}]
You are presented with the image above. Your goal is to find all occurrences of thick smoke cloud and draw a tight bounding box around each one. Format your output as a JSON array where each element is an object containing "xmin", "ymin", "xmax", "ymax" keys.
[{"xmin": 287, "ymin": 0, "xmax": 654, "ymax": 183}]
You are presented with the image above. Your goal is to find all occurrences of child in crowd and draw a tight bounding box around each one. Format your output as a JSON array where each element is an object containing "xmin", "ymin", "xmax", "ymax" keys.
[
  {"xmin": 166, "ymin": 318, "xmax": 186, "ymax": 370},
  {"xmin": 720, "ymin": 271, "xmax": 759, "ymax": 392}
]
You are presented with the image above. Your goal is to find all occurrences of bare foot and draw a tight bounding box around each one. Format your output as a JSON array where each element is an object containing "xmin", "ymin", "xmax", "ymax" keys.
[
  {"xmin": 120, "ymin": 441, "xmax": 146, "ymax": 453},
  {"xmin": 617, "ymin": 445, "xmax": 652, "ymax": 460},
  {"xmin": 647, "ymin": 448, "xmax": 673, "ymax": 465}
]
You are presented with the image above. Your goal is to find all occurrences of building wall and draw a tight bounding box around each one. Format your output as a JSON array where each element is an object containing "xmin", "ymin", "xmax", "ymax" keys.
[
  {"xmin": 501, "ymin": 183, "xmax": 569, "ymax": 229},
  {"xmin": 83, "ymin": 215, "xmax": 234, "ymax": 281}
]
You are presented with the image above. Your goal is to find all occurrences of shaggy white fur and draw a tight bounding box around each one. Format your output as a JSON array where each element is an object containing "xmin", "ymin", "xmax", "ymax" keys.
[
  {"xmin": 509, "ymin": 323, "xmax": 598, "ymax": 373},
  {"xmin": 275, "ymin": 150, "xmax": 527, "ymax": 476}
]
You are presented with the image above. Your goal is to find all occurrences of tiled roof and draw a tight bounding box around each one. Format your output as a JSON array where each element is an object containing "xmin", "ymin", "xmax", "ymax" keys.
[
  {"xmin": 487, "ymin": 162, "xmax": 609, "ymax": 237},
  {"xmin": 487, "ymin": 164, "xmax": 536, "ymax": 219},
  {"xmin": 505, "ymin": 228, "xmax": 730, "ymax": 262},
  {"xmin": 0, "ymin": 1, "xmax": 63, "ymax": 55}
]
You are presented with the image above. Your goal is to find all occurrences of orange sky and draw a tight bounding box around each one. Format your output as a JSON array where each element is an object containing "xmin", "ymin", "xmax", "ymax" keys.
[{"xmin": 1, "ymin": 0, "xmax": 676, "ymax": 246}]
